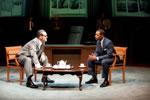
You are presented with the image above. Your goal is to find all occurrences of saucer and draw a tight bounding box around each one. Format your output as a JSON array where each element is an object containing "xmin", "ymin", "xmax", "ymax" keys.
[
  {"xmin": 79, "ymin": 65, "xmax": 86, "ymax": 68},
  {"xmin": 52, "ymin": 65, "xmax": 72, "ymax": 69}
]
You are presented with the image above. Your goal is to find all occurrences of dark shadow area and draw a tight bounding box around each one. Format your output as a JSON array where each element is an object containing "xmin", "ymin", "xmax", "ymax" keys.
[{"xmin": 0, "ymin": 0, "xmax": 150, "ymax": 66}]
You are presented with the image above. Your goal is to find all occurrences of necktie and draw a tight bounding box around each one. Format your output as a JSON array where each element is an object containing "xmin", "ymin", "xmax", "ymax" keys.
[
  {"xmin": 37, "ymin": 44, "xmax": 43, "ymax": 58},
  {"xmin": 29, "ymin": 21, "xmax": 32, "ymax": 31},
  {"xmin": 99, "ymin": 42, "xmax": 103, "ymax": 55}
]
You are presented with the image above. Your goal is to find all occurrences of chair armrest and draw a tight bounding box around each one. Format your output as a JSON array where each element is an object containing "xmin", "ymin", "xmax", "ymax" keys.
[
  {"xmin": 7, "ymin": 53, "xmax": 19, "ymax": 55},
  {"xmin": 14, "ymin": 56, "xmax": 20, "ymax": 66},
  {"xmin": 112, "ymin": 53, "xmax": 124, "ymax": 56},
  {"xmin": 111, "ymin": 53, "xmax": 125, "ymax": 67},
  {"xmin": 7, "ymin": 53, "xmax": 20, "ymax": 66}
]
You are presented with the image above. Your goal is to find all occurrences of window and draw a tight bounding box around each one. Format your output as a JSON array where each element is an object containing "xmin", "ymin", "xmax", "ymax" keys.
[
  {"xmin": 49, "ymin": 0, "xmax": 87, "ymax": 18},
  {"xmin": 112, "ymin": 0, "xmax": 150, "ymax": 17},
  {"xmin": 0, "ymin": 0, "xmax": 26, "ymax": 17}
]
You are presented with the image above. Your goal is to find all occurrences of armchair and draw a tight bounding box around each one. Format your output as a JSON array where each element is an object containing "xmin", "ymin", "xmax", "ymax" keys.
[
  {"xmin": 5, "ymin": 46, "xmax": 24, "ymax": 85},
  {"xmin": 96, "ymin": 46, "xmax": 128, "ymax": 86}
]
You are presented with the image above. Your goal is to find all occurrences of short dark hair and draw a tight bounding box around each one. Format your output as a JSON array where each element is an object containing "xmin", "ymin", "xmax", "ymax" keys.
[
  {"xmin": 96, "ymin": 29, "xmax": 105, "ymax": 36},
  {"xmin": 36, "ymin": 29, "xmax": 46, "ymax": 38}
]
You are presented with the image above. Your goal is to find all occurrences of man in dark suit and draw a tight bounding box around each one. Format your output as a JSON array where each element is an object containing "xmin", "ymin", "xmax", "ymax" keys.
[
  {"xmin": 85, "ymin": 29, "xmax": 120, "ymax": 87},
  {"xmin": 17, "ymin": 29, "xmax": 54, "ymax": 88}
]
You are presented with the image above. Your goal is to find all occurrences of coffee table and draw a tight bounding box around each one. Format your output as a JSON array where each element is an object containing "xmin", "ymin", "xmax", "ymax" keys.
[{"xmin": 34, "ymin": 66, "xmax": 89, "ymax": 91}]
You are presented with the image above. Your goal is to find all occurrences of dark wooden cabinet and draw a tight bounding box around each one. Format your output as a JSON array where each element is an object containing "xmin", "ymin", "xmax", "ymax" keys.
[{"xmin": 44, "ymin": 45, "xmax": 96, "ymax": 67}]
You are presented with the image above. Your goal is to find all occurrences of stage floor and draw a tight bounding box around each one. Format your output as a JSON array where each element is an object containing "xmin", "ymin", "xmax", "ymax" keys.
[{"xmin": 0, "ymin": 66, "xmax": 150, "ymax": 100}]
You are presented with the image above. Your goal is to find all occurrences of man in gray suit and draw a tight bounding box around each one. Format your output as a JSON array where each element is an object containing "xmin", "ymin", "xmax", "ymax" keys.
[
  {"xmin": 85, "ymin": 29, "xmax": 120, "ymax": 87},
  {"xmin": 17, "ymin": 29, "xmax": 54, "ymax": 88}
]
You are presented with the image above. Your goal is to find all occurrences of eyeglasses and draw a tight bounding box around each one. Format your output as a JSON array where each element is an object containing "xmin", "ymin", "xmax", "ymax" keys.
[{"xmin": 42, "ymin": 35, "xmax": 48, "ymax": 38}]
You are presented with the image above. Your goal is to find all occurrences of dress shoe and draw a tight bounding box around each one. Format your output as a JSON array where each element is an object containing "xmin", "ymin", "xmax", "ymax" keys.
[
  {"xmin": 26, "ymin": 80, "xmax": 38, "ymax": 88},
  {"xmin": 85, "ymin": 78, "xmax": 98, "ymax": 84},
  {"xmin": 41, "ymin": 76, "xmax": 54, "ymax": 83},
  {"xmin": 100, "ymin": 80, "xmax": 109, "ymax": 87}
]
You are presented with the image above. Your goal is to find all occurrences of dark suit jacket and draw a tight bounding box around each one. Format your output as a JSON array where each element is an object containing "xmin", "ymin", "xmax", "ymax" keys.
[{"xmin": 94, "ymin": 37, "xmax": 116, "ymax": 60}]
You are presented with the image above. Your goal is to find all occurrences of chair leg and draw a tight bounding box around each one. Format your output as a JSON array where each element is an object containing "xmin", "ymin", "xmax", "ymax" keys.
[
  {"xmin": 7, "ymin": 67, "xmax": 10, "ymax": 82},
  {"xmin": 22, "ymin": 68, "xmax": 24, "ymax": 80},
  {"xmin": 19, "ymin": 69, "xmax": 22, "ymax": 85},
  {"xmin": 123, "ymin": 67, "xmax": 125, "ymax": 83},
  {"xmin": 109, "ymin": 69, "xmax": 112, "ymax": 86}
]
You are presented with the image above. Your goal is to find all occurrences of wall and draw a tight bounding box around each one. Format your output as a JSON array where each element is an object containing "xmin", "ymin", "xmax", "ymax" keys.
[{"xmin": 0, "ymin": 0, "xmax": 150, "ymax": 65}]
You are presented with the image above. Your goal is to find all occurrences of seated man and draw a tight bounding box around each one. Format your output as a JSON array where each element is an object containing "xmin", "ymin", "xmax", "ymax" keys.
[
  {"xmin": 85, "ymin": 29, "xmax": 120, "ymax": 87},
  {"xmin": 17, "ymin": 29, "xmax": 54, "ymax": 88}
]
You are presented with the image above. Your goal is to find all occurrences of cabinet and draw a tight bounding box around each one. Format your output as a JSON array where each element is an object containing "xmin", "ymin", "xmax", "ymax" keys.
[{"xmin": 44, "ymin": 45, "xmax": 96, "ymax": 66}]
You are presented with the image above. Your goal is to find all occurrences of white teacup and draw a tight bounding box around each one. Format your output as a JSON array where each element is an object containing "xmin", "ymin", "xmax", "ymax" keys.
[
  {"xmin": 46, "ymin": 63, "xmax": 52, "ymax": 67},
  {"xmin": 79, "ymin": 63, "xmax": 85, "ymax": 67},
  {"xmin": 66, "ymin": 65, "xmax": 71, "ymax": 69}
]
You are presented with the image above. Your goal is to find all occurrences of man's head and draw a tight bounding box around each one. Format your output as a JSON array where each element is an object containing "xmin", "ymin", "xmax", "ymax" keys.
[
  {"xmin": 54, "ymin": 14, "xmax": 59, "ymax": 21},
  {"xmin": 103, "ymin": 19, "xmax": 111, "ymax": 30},
  {"xmin": 95, "ymin": 29, "xmax": 105, "ymax": 41},
  {"xmin": 36, "ymin": 29, "xmax": 48, "ymax": 42},
  {"xmin": 29, "ymin": 16, "xmax": 33, "ymax": 21}
]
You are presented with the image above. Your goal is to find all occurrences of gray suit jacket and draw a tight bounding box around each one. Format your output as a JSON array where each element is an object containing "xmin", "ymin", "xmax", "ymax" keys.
[{"xmin": 18, "ymin": 37, "xmax": 45, "ymax": 65}]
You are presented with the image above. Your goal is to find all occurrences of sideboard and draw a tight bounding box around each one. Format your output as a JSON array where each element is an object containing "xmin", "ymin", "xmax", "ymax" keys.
[{"xmin": 44, "ymin": 44, "xmax": 96, "ymax": 67}]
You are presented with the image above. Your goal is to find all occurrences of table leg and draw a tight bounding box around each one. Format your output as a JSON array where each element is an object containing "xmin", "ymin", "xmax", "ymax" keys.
[
  {"xmin": 77, "ymin": 74, "xmax": 82, "ymax": 91},
  {"xmin": 42, "ymin": 75, "xmax": 47, "ymax": 91},
  {"xmin": 34, "ymin": 70, "xmax": 37, "ymax": 81}
]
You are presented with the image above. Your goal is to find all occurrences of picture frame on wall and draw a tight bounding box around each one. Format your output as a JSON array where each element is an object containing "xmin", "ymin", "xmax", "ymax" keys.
[
  {"xmin": 50, "ymin": 0, "xmax": 87, "ymax": 18},
  {"xmin": 0, "ymin": 0, "xmax": 26, "ymax": 17},
  {"xmin": 112, "ymin": 0, "xmax": 150, "ymax": 17}
]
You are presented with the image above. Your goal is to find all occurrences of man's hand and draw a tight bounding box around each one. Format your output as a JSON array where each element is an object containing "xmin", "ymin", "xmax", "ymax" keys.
[
  {"xmin": 35, "ymin": 63, "xmax": 43, "ymax": 68},
  {"xmin": 89, "ymin": 54, "xmax": 97, "ymax": 61},
  {"xmin": 40, "ymin": 54, "xmax": 46, "ymax": 62}
]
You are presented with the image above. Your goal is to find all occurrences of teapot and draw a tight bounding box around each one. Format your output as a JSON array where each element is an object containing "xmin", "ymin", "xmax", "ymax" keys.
[{"xmin": 57, "ymin": 60, "xmax": 67, "ymax": 66}]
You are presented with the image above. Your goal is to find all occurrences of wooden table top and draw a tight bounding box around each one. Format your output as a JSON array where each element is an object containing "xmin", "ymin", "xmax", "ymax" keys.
[{"xmin": 34, "ymin": 66, "xmax": 89, "ymax": 73}]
